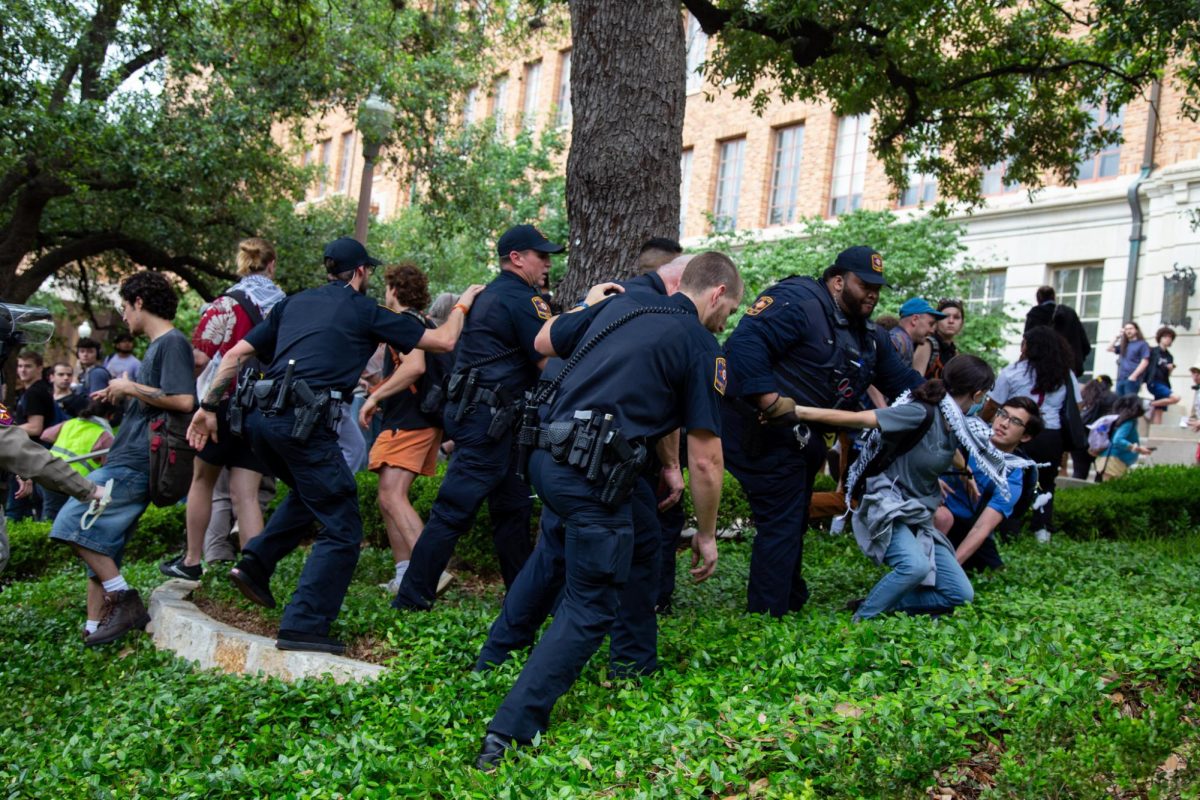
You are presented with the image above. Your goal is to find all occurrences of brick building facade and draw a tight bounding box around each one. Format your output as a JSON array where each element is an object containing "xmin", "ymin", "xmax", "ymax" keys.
[{"xmin": 293, "ymin": 15, "xmax": 1200, "ymax": 412}]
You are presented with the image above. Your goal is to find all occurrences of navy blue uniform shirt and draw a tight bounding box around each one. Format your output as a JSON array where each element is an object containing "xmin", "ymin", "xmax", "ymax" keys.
[
  {"xmin": 545, "ymin": 293, "xmax": 724, "ymax": 442},
  {"xmin": 724, "ymin": 278, "xmax": 922, "ymax": 406},
  {"xmin": 452, "ymin": 270, "xmax": 548, "ymax": 394},
  {"xmin": 243, "ymin": 281, "xmax": 425, "ymax": 392},
  {"xmin": 617, "ymin": 271, "xmax": 667, "ymax": 299}
]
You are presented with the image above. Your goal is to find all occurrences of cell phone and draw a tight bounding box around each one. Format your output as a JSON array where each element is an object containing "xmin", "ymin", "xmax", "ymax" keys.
[{"xmin": 1146, "ymin": 446, "xmax": 1158, "ymax": 452}]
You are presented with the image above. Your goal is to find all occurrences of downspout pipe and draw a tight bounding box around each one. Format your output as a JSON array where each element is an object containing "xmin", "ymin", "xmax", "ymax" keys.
[{"xmin": 1124, "ymin": 79, "xmax": 1161, "ymax": 324}]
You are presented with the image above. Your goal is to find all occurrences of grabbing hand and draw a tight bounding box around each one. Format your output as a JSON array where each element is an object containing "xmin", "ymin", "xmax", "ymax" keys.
[
  {"xmin": 583, "ymin": 282, "xmax": 624, "ymax": 307},
  {"xmin": 458, "ymin": 284, "xmax": 486, "ymax": 310},
  {"xmin": 91, "ymin": 377, "xmax": 134, "ymax": 403},
  {"xmin": 187, "ymin": 408, "xmax": 218, "ymax": 450},
  {"xmin": 14, "ymin": 477, "xmax": 33, "ymax": 500},
  {"xmin": 689, "ymin": 530, "xmax": 718, "ymax": 582}
]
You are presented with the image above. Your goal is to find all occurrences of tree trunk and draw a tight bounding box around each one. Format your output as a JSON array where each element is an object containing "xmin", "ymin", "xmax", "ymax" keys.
[{"xmin": 561, "ymin": 0, "xmax": 686, "ymax": 303}]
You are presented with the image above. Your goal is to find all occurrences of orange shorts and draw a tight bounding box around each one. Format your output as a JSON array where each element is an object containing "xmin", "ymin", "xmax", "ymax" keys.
[{"xmin": 368, "ymin": 427, "xmax": 443, "ymax": 476}]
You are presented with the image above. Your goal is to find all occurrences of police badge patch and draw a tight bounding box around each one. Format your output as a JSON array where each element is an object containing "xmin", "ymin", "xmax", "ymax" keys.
[
  {"xmin": 531, "ymin": 296, "xmax": 552, "ymax": 320},
  {"xmin": 713, "ymin": 357, "xmax": 728, "ymax": 395},
  {"xmin": 746, "ymin": 296, "xmax": 774, "ymax": 316},
  {"xmin": 871, "ymin": 253, "xmax": 884, "ymax": 273}
]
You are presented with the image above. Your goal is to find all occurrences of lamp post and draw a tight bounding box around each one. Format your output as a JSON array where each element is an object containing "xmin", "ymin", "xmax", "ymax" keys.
[{"xmin": 354, "ymin": 93, "xmax": 397, "ymax": 244}]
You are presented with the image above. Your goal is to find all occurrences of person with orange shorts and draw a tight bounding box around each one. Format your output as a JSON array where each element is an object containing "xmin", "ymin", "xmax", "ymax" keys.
[{"xmin": 360, "ymin": 265, "xmax": 456, "ymax": 594}]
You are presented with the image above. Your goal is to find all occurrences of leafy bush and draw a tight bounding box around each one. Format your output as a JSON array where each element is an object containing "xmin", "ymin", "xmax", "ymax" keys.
[
  {"xmin": 2, "ymin": 535, "xmax": 1198, "ymax": 797},
  {"xmin": 1054, "ymin": 465, "xmax": 1200, "ymax": 539}
]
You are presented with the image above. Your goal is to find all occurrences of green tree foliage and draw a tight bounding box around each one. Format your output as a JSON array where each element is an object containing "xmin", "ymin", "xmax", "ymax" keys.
[
  {"xmin": 0, "ymin": 0, "xmax": 501, "ymax": 303},
  {"xmin": 680, "ymin": 0, "xmax": 1200, "ymax": 205},
  {"xmin": 704, "ymin": 210, "xmax": 1014, "ymax": 364},
  {"xmin": 266, "ymin": 124, "xmax": 567, "ymax": 299}
]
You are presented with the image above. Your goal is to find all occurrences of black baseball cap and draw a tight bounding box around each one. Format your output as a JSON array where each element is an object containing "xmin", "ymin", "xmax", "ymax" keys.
[
  {"xmin": 496, "ymin": 224, "xmax": 565, "ymax": 258},
  {"xmin": 323, "ymin": 237, "xmax": 382, "ymax": 272},
  {"xmin": 833, "ymin": 245, "xmax": 889, "ymax": 287}
]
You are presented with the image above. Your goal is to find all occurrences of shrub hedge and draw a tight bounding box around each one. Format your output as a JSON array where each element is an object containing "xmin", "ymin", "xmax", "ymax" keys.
[{"xmin": 6, "ymin": 465, "xmax": 1199, "ymax": 582}]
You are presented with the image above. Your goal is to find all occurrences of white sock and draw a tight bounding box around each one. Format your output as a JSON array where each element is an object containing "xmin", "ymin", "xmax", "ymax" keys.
[
  {"xmin": 85, "ymin": 620, "xmax": 99, "ymax": 634},
  {"xmin": 101, "ymin": 575, "xmax": 130, "ymax": 593},
  {"xmin": 394, "ymin": 560, "xmax": 410, "ymax": 581}
]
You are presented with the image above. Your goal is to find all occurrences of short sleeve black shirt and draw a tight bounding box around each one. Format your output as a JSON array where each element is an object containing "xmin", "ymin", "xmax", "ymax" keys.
[
  {"xmin": 243, "ymin": 282, "xmax": 426, "ymax": 392},
  {"xmin": 449, "ymin": 270, "xmax": 548, "ymax": 395},
  {"xmin": 544, "ymin": 293, "xmax": 724, "ymax": 442}
]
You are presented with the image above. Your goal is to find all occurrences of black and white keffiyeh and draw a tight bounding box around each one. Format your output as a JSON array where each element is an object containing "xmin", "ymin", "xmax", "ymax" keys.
[{"xmin": 843, "ymin": 391, "xmax": 1039, "ymax": 510}]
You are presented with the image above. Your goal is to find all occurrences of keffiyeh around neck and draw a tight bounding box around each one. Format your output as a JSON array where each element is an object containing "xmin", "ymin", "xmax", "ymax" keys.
[
  {"xmin": 228, "ymin": 273, "xmax": 285, "ymax": 316},
  {"xmin": 844, "ymin": 390, "xmax": 1038, "ymax": 509}
]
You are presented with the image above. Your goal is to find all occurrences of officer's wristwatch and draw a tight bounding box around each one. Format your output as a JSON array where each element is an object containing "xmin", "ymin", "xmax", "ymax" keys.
[{"xmin": 199, "ymin": 400, "xmax": 221, "ymax": 413}]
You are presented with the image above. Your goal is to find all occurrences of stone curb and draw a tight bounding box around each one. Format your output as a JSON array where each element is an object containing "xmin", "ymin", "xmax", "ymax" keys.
[{"xmin": 147, "ymin": 579, "xmax": 385, "ymax": 683}]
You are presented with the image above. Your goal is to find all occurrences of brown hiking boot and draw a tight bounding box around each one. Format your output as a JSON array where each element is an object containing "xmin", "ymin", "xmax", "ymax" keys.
[{"xmin": 85, "ymin": 589, "xmax": 151, "ymax": 647}]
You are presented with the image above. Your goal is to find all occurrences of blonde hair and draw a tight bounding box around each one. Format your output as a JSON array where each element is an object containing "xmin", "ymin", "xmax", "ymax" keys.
[{"xmin": 237, "ymin": 237, "xmax": 276, "ymax": 276}]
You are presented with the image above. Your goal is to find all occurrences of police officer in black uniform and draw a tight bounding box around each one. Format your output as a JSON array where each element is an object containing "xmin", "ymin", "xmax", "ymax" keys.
[
  {"xmin": 474, "ymin": 252, "xmax": 742, "ymax": 770},
  {"xmin": 188, "ymin": 237, "xmax": 483, "ymax": 654},
  {"xmin": 473, "ymin": 253, "xmax": 692, "ymax": 677},
  {"xmin": 393, "ymin": 224, "xmax": 566, "ymax": 611},
  {"xmin": 722, "ymin": 246, "xmax": 923, "ymax": 618}
]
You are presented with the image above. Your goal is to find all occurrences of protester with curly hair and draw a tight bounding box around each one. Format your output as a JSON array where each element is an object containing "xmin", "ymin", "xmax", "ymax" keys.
[
  {"xmin": 50, "ymin": 271, "xmax": 196, "ymax": 646},
  {"xmin": 359, "ymin": 264, "xmax": 456, "ymax": 595}
]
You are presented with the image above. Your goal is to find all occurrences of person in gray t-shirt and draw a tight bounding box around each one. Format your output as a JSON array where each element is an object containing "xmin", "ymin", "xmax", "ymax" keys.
[{"xmin": 792, "ymin": 355, "xmax": 999, "ymax": 621}]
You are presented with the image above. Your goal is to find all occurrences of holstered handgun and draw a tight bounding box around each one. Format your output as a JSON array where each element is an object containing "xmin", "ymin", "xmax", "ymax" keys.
[
  {"xmin": 514, "ymin": 390, "xmax": 544, "ymax": 482},
  {"xmin": 486, "ymin": 401, "xmax": 518, "ymax": 441},
  {"xmin": 290, "ymin": 379, "xmax": 323, "ymax": 441},
  {"xmin": 229, "ymin": 367, "xmax": 258, "ymax": 435},
  {"xmin": 453, "ymin": 369, "xmax": 479, "ymax": 423},
  {"xmin": 600, "ymin": 441, "xmax": 647, "ymax": 508}
]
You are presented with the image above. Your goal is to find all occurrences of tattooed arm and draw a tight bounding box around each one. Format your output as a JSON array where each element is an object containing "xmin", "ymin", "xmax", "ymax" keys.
[{"xmin": 187, "ymin": 339, "xmax": 257, "ymax": 449}]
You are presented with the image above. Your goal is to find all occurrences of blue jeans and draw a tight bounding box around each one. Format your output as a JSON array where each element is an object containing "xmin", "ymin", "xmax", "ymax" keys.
[
  {"xmin": 1116, "ymin": 379, "xmax": 1141, "ymax": 397},
  {"xmin": 855, "ymin": 523, "xmax": 974, "ymax": 620}
]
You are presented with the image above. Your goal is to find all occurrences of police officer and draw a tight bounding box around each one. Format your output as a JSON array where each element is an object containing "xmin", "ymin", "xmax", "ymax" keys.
[
  {"xmin": 188, "ymin": 237, "xmax": 483, "ymax": 654},
  {"xmin": 393, "ymin": 224, "xmax": 565, "ymax": 611},
  {"xmin": 474, "ymin": 253, "xmax": 692, "ymax": 677},
  {"xmin": 722, "ymin": 246, "xmax": 923, "ymax": 617},
  {"xmin": 475, "ymin": 252, "xmax": 742, "ymax": 770}
]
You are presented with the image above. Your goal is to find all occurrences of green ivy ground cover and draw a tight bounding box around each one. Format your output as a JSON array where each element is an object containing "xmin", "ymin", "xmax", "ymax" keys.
[{"xmin": 2, "ymin": 533, "xmax": 1198, "ymax": 798}]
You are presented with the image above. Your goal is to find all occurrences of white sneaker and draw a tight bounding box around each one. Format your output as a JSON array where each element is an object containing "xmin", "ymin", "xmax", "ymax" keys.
[
  {"xmin": 436, "ymin": 570, "xmax": 455, "ymax": 595},
  {"xmin": 1034, "ymin": 528, "xmax": 1051, "ymax": 544}
]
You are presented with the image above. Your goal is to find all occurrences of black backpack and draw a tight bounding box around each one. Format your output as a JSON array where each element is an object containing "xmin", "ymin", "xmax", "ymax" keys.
[{"xmin": 851, "ymin": 401, "xmax": 936, "ymax": 501}]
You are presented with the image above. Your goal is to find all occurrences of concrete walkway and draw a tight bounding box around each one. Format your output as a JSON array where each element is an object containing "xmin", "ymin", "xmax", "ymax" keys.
[{"xmin": 147, "ymin": 579, "xmax": 384, "ymax": 683}]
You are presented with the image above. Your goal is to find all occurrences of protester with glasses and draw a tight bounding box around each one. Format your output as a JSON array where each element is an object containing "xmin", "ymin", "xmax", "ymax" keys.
[{"xmin": 981, "ymin": 326, "xmax": 1081, "ymax": 544}]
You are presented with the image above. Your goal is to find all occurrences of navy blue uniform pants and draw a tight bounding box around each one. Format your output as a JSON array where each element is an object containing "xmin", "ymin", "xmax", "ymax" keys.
[
  {"xmin": 243, "ymin": 408, "xmax": 360, "ymax": 635},
  {"xmin": 487, "ymin": 450, "xmax": 636, "ymax": 743},
  {"xmin": 475, "ymin": 474, "xmax": 660, "ymax": 676},
  {"xmin": 394, "ymin": 412, "xmax": 533, "ymax": 610},
  {"xmin": 655, "ymin": 496, "xmax": 687, "ymax": 609},
  {"xmin": 723, "ymin": 408, "xmax": 826, "ymax": 617}
]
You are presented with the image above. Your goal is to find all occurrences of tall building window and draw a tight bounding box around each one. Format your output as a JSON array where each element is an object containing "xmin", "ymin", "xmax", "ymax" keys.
[
  {"xmin": 522, "ymin": 61, "xmax": 542, "ymax": 130},
  {"xmin": 492, "ymin": 74, "xmax": 510, "ymax": 138},
  {"xmin": 337, "ymin": 131, "xmax": 355, "ymax": 194},
  {"xmin": 679, "ymin": 148, "xmax": 694, "ymax": 238},
  {"xmin": 966, "ymin": 269, "xmax": 1007, "ymax": 313},
  {"xmin": 463, "ymin": 86, "xmax": 479, "ymax": 125},
  {"xmin": 1076, "ymin": 104, "xmax": 1124, "ymax": 181},
  {"xmin": 685, "ymin": 13, "xmax": 708, "ymax": 95},
  {"xmin": 555, "ymin": 50, "xmax": 571, "ymax": 129},
  {"xmin": 315, "ymin": 139, "xmax": 332, "ymax": 198},
  {"xmin": 712, "ymin": 137, "xmax": 745, "ymax": 232},
  {"xmin": 1052, "ymin": 264, "xmax": 1104, "ymax": 374},
  {"xmin": 897, "ymin": 152, "xmax": 937, "ymax": 208},
  {"xmin": 829, "ymin": 114, "xmax": 869, "ymax": 216},
  {"xmin": 981, "ymin": 158, "xmax": 1021, "ymax": 195},
  {"xmin": 767, "ymin": 124, "xmax": 805, "ymax": 226}
]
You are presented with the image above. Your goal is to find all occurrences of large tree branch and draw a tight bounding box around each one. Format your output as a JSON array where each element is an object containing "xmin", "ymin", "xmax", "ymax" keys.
[
  {"xmin": 14, "ymin": 232, "xmax": 232, "ymax": 302},
  {"xmin": 682, "ymin": 0, "xmax": 834, "ymax": 69},
  {"xmin": 105, "ymin": 46, "xmax": 167, "ymax": 93},
  {"xmin": 79, "ymin": 0, "xmax": 124, "ymax": 101}
]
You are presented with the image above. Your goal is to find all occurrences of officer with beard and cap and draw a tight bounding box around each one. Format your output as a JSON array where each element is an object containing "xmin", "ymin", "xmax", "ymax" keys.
[
  {"xmin": 188, "ymin": 236, "xmax": 484, "ymax": 654},
  {"xmin": 721, "ymin": 245, "xmax": 924, "ymax": 618}
]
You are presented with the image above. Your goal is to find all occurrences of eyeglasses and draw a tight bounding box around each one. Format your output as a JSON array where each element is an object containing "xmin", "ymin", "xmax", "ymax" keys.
[{"xmin": 994, "ymin": 407, "xmax": 1027, "ymax": 429}]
